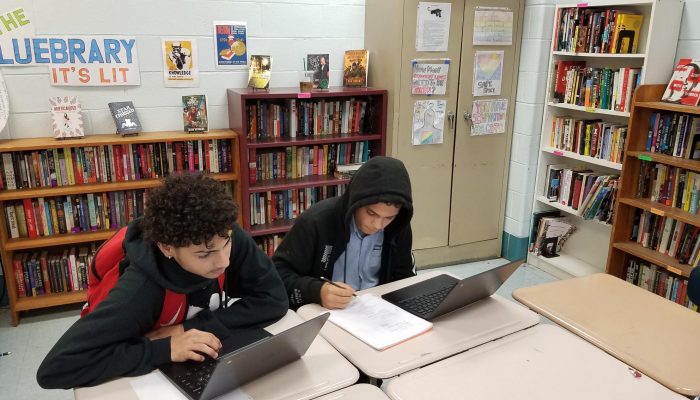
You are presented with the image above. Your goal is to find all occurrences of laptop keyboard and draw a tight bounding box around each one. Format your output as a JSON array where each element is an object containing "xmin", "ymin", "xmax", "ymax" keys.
[
  {"xmin": 174, "ymin": 358, "xmax": 217, "ymax": 397},
  {"xmin": 397, "ymin": 284, "xmax": 455, "ymax": 318}
]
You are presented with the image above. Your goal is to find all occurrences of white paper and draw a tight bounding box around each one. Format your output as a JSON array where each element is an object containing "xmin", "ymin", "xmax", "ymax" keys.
[
  {"xmin": 471, "ymin": 99, "xmax": 508, "ymax": 136},
  {"xmin": 416, "ymin": 2, "xmax": 452, "ymax": 52},
  {"xmin": 413, "ymin": 100, "xmax": 446, "ymax": 145},
  {"xmin": 162, "ymin": 38, "xmax": 199, "ymax": 87},
  {"xmin": 329, "ymin": 294, "xmax": 433, "ymax": 350},
  {"xmin": 473, "ymin": 8, "xmax": 513, "ymax": 45},
  {"xmin": 473, "ymin": 51, "xmax": 504, "ymax": 96},
  {"xmin": 0, "ymin": 71, "xmax": 8, "ymax": 133},
  {"xmin": 130, "ymin": 370, "xmax": 252, "ymax": 400},
  {"xmin": 412, "ymin": 62, "xmax": 450, "ymax": 95}
]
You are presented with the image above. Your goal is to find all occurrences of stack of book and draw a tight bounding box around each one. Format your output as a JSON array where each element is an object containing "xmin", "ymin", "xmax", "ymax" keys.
[
  {"xmin": 625, "ymin": 258, "xmax": 698, "ymax": 311},
  {"xmin": 636, "ymin": 161, "xmax": 700, "ymax": 213},
  {"xmin": 530, "ymin": 215, "xmax": 576, "ymax": 256},
  {"xmin": 631, "ymin": 209, "xmax": 700, "ymax": 266},
  {"xmin": 554, "ymin": 8, "xmax": 643, "ymax": 54},
  {"xmin": 549, "ymin": 116, "xmax": 626, "ymax": 163},
  {"xmin": 644, "ymin": 113, "xmax": 700, "ymax": 158},
  {"xmin": 544, "ymin": 165, "xmax": 618, "ymax": 223},
  {"xmin": 11, "ymin": 246, "xmax": 97, "ymax": 298}
]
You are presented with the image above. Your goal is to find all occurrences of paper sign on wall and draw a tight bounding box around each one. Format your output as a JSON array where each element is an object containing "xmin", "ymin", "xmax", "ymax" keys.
[
  {"xmin": 162, "ymin": 38, "xmax": 199, "ymax": 87},
  {"xmin": 412, "ymin": 62, "xmax": 450, "ymax": 95},
  {"xmin": 416, "ymin": 2, "xmax": 452, "ymax": 52},
  {"xmin": 214, "ymin": 21, "xmax": 248, "ymax": 68},
  {"xmin": 471, "ymin": 99, "xmax": 508, "ymax": 136},
  {"xmin": 413, "ymin": 100, "xmax": 446, "ymax": 145},
  {"xmin": 0, "ymin": 7, "xmax": 34, "ymax": 52},
  {"xmin": 473, "ymin": 7, "xmax": 513, "ymax": 45},
  {"xmin": 473, "ymin": 51, "xmax": 504, "ymax": 96}
]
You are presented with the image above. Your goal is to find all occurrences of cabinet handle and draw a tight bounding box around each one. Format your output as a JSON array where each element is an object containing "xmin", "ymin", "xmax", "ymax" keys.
[
  {"xmin": 447, "ymin": 112, "xmax": 455, "ymax": 131},
  {"xmin": 463, "ymin": 112, "xmax": 473, "ymax": 130}
]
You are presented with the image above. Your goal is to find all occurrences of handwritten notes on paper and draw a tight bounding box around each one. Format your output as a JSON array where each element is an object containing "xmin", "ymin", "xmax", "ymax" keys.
[
  {"xmin": 473, "ymin": 51, "xmax": 503, "ymax": 96},
  {"xmin": 413, "ymin": 100, "xmax": 446, "ymax": 145},
  {"xmin": 473, "ymin": 8, "xmax": 513, "ymax": 45},
  {"xmin": 412, "ymin": 62, "xmax": 450, "ymax": 95},
  {"xmin": 471, "ymin": 99, "xmax": 508, "ymax": 136},
  {"xmin": 328, "ymin": 294, "xmax": 433, "ymax": 351}
]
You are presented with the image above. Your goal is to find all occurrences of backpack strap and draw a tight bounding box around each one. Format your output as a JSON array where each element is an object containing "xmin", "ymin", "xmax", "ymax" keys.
[{"xmin": 154, "ymin": 273, "xmax": 227, "ymax": 328}]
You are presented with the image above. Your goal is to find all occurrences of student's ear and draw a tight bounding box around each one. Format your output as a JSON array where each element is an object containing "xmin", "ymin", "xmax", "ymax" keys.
[{"xmin": 156, "ymin": 242, "xmax": 174, "ymax": 259}]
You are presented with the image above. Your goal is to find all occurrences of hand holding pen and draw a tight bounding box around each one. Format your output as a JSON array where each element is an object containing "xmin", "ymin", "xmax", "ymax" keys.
[{"xmin": 319, "ymin": 277, "xmax": 356, "ymax": 309}]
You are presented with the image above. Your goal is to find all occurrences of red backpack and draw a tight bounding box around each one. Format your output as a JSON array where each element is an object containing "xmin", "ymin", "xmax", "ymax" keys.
[{"xmin": 81, "ymin": 227, "xmax": 225, "ymax": 329}]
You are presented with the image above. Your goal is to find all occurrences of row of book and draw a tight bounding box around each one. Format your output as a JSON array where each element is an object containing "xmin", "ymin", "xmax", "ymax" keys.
[
  {"xmin": 544, "ymin": 166, "xmax": 618, "ymax": 223},
  {"xmin": 549, "ymin": 116, "xmax": 626, "ymax": 163},
  {"xmin": 645, "ymin": 112, "xmax": 700, "ymax": 158},
  {"xmin": 631, "ymin": 209, "xmax": 700, "ymax": 266},
  {"xmin": 246, "ymin": 98, "xmax": 373, "ymax": 139},
  {"xmin": 255, "ymin": 234, "xmax": 285, "ymax": 257},
  {"xmin": 552, "ymin": 61, "xmax": 640, "ymax": 113},
  {"xmin": 529, "ymin": 212, "xmax": 576, "ymax": 256},
  {"xmin": 636, "ymin": 161, "xmax": 700, "ymax": 213},
  {"xmin": 0, "ymin": 140, "xmax": 233, "ymax": 191},
  {"xmin": 625, "ymin": 258, "xmax": 698, "ymax": 312},
  {"xmin": 250, "ymin": 185, "xmax": 346, "ymax": 226},
  {"xmin": 11, "ymin": 246, "xmax": 97, "ymax": 298},
  {"xmin": 554, "ymin": 8, "xmax": 643, "ymax": 54},
  {"xmin": 4, "ymin": 190, "xmax": 147, "ymax": 239},
  {"xmin": 251, "ymin": 142, "xmax": 370, "ymax": 184}
]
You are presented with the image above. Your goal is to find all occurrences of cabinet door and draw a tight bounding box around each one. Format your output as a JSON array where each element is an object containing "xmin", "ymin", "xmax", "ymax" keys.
[{"xmin": 449, "ymin": 0, "xmax": 522, "ymax": 246}]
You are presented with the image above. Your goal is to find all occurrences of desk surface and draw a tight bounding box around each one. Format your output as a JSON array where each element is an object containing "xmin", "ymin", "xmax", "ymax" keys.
[
  {"xmin": 314, "ymin": 384, "xmax": 389, "ymax": 400},
  {"xmin": 74, "ymin": 311, "xmax": 358, "ymax": 400},
  {"xmin": 297, "ymin": 271, "xmax": 539, "ymax": 379},
  {"xmin": 385, "ymin": 324, "xmax": 688, "ymax": 400},
  {"xmin": 512, "ymin": 273, "xmax": 700, "ymax": 396}
]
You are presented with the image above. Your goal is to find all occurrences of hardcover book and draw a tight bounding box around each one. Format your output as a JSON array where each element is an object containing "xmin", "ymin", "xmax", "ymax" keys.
[
  {"xmin": 108, "ymin": 101, "xmax": 142, "ymax": 136},
  {"xmin": 182, "ymin": 95, "xmax": 208, "ymax": 132},
  {"xmin": 343, "ymin": 50, "xmax": 369, "ymax": 87},
  {"xmin": 248, "ymin": 55, "xmax": 271, "ymax": 89},
  {"xmin": 611, "ymin": 13, "xmax": 643, "ymax": 54},
  {"xmin": 49, "ymin": 96, "xmax": 84, "ymax": 139},
  {"xmin": 307, "ymin": 53, "xmax": 329, "ymax": 89},
  {"xmin": 662, "ymin": 59, "xmax": 700, "ymax": 106}
]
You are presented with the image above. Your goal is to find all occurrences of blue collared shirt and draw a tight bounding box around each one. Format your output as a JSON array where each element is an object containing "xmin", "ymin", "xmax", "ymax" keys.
[{"xmin": 332, "ymin": 217, "xmax": 383, "ymax": 290}]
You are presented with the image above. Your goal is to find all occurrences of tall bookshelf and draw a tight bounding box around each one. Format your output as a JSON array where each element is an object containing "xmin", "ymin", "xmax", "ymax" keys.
[
  {"xmin": 528, "ymin": 0, "xmax": 683, "ymax": 278},
  {"xmin": 0, "ymin": 130, "xmax": 239, "ymax": 325},
  {"xmin": 227, "ymin": 87, "xmax": 387, "ymax": 252},
  {"xmin": 607, "ymin": 84, "xmax": 699, "ymax": 311}
]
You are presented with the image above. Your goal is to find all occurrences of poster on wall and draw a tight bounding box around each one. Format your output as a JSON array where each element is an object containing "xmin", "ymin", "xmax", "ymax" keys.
[
  {"xmin": 213, "ymin": 21, "xmax": 248, "ymax": 68},
  {"xmin": 0, "ymin": 7, "xmax": 34, "ymax": 51},
  {"xmin": 411, "ymin": 61, "xmax": 450, "ymax": 95},
  {"xmin": 473, "ymin": 51, "xmax": 504, "ymax": 96},
  {"xmin": 0, "ymin": 71, "xmax": 8, "ymax": 133},
  {"xmin": 471, "ymin": 99, "xmax": 508, "ymax": 136},
  {"xmin": 416, "ymin": 2, "xmax": 452, "ymax": 52},
  {"xmin": 412, "ymin": 99, "xmax": 446, "ymax": 145},
  {"xmin": 162, "ymin": 38, "xmax": 199, "ymax": 87},
  {"xmin": 473, "ymin": 7, "xmax": 513, "ymax": 45}
]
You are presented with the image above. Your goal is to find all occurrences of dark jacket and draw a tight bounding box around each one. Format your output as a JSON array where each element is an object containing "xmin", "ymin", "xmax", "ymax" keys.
[
  {"xmin": 273, "ymin": 156, "xmax": 414, "ymax": 309},
  {"xmin": 689, "ymin": 267, "xmax": 700, "ymax": 305},
  {"xmin": 37, "ymin": 221, "xmax": 288, "ymax": 389}
]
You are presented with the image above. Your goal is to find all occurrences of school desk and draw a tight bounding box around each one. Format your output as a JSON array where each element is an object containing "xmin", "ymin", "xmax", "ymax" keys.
[
  {"xmin": 296, "ymin": 270, "xmax": 539, "ymax": 381},
  {"xmin": 385, "ymin": 324, "xmax": 688, "ymax": 400},
  {"xmin": 73, "ymin": 310, "xmax": 358, "ymax": 400},
  {"xmin": 314, "ymin": 384, "xmax": 390, "ymax": 400},
  {"xmin": 512, "ymin": 273, "xmax": 700, "ymax": 397}
]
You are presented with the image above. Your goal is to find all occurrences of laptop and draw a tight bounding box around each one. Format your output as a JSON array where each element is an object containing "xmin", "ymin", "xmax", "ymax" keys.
[
  {"xmin": 159, "ymin": 313, "xmax": 329, "ymax": 400},
  {"xmin": 382, "ymin": 259, "xmax": 524, "ymax": 321}
]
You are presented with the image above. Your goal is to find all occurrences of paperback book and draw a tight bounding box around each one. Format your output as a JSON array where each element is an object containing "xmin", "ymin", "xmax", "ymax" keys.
[
  {"xmin": 307, "ymin": 53, "xmax": 329, "ymax": 89},
  {"xmin": 248, "ymin": 55, "xmax": 272, "ymax": 89},
  {"xmin": 182, "ymin": 95, "xmax": 208, "ymax": 132},
  {"xmin": 108, "ymin": 101, "xmax": 142, "ymax": 136},
  {"xmin": 49, "ymin": 96, "xmax": 84, "ymax": 139},
  {"xmin": 343, "ymin": 50, "xmax": 369, "ymax": 87},
  {"xmin": 662, "ymin": 59, "xmax": 700, "ymax": 106}
]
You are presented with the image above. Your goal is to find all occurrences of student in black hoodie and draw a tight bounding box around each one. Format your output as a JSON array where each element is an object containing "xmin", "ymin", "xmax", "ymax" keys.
[
  {"xmin": 273, "ymin": 156, "xmax": 414, "ymax": 310},
  {"xmin": 37, "ymin": 174, "xmax": 288, "ymax": 389}
]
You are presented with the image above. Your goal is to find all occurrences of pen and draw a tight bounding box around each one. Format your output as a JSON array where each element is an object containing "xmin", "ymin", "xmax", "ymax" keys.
[
  {"xmin": 319, "ymin": 277, "xmax": 357, "ymax": 297},
  {"xmin": 0, "ymin": 352, "xmax": 11, "ymax": 358}
]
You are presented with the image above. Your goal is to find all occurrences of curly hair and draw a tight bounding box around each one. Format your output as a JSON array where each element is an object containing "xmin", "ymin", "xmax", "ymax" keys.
[{"xmin": 140, "ymin": 173, "xmax": 238, "ymax": 247}]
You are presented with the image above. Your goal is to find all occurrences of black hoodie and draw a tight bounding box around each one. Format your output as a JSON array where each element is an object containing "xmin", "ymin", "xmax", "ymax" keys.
[
  {"xmin": 36, "ymin": 221, "xmax": 288, "ymax": 389},
  {"xmin": 273, "ymin": 156, "xmax": 415, "ymax": 309}
]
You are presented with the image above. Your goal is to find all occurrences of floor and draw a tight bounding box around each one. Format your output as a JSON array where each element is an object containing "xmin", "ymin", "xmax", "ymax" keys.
[{"xmin": 0, "ymin": 258, "xmax": 558, "ymax": 400}]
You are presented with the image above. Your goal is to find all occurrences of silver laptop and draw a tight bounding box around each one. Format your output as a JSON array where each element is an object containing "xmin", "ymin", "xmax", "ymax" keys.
[
  {"xmin": 382, "ymin": 260, "xmax": 523, "ymax": 321},
  {"xmin": 159, "ymin": 313, "xmax": 329, "ymax": 400}
]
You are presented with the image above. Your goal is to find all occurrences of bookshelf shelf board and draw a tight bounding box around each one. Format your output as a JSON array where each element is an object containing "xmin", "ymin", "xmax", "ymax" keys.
[
  {"xmin": 552, "ymin": 51, "xmax": 646, "ymax": 58},
  {"xmin": 542, "ymin": 146, "xmax": 622, "ymax": 170},
  {"xmin": 612, "ymin": 241, "xmax": 693, "ymax": 277},
  {"xmin": 235, "ymin": 86, "xmax": 388, "ymax": 100},
  {"xmin": 618, "ymin": 197, "xmax": 700, "ymax": 226},
  {"xmin": 626, "ymin": 151, "xmax": 700, "ymax": 173},
  {"xmin": 4, "ymin": 230, "xmax": 119, "ymax": 251},
  {"xmin": 0, "ymin": 129, "xmax": 235, "ymax": 152},
  {"xmin": 250, "ymin": 219, "xmax": 294, "ymax": 237},
  {"xmin": 536, "ymin": 195, "xmax": 613, "ymax": 226},
  {"xmin": 547, "ymin": 102, "xmax": 630, "ymax": 117},
  {"xmin": 529, "ymin": 253, "xmax": 602, "ymax": 279},
  {"xmin": 632, "ymin": 101, "xmax": 700, "ymax": 115},
  {"xmin": 14, "ymin": 291, "xmax": 87, "ymax": 312},
  {"xmin": 244, "ymin": 133, "xmax": 382, "ymax": 149},
  {"xmin": 249, "ymin": 175, "xmax": 350, "ymax": 193},
  {"xmin": 0, "ymin": 173, "xmax": 238, "ymax": 201}
]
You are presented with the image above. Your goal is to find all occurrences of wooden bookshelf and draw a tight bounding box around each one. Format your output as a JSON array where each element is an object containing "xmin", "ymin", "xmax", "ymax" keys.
[{"xmin": 0, "ymin": 130, "xmax": 240, "ymax": 326}]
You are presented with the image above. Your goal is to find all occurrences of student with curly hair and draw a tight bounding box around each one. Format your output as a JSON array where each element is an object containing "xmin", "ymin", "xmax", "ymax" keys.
[{"xmin": 37, "ymin": 174, "xmax": 288, "ymax": 389}]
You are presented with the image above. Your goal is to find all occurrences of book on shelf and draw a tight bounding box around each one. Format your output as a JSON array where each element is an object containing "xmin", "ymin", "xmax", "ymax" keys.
[
  {"xmin": 182, "ymin": 95, "xmax": 208, "ymax": 132},
  {"xmin": 343, "ymin": 50, "xmax": 369, "ymax": 87},
  {"xmin": 531, "ymin": 216, "xmax": 576, "ymax": 256},
  {"xmin": 551, "ymin": 62, "xmax": 640, "ymax": 112},
  {"xmin": 625, "ymin": 258, "xmax": 698, "ymax": 312},
  {"xmin": 108, "ymin": 101, "xmax": 142, "ymax": 136},
  {"xmin": 632, "ymin": 209, "xmax": 700, "ymax": 264},
  {"xmin": 248, "ymin": 55, "xmax": 271, "ymax": 89},
  {"xmin": 553, "ymin": 8, "xmax": 643, "ymax": 54},
  {"xmin": 249, "ymin": 185, "xmax": 346, "ymax": 226},
  {"xmin": 334, "ymin": 162, "xmax": 363, "ymax": 179},
  {"xmin": 645, "ymin": 112, "xmax": 700, "ymax": 158},
  {"xmin": 611, "ymin": 13, "xmax": 643, "ymax": 54},
  {"xmin": 549, "ymin": 116, "xmax": 626, "ymax": 163},
  {"xmin": 49, "ymin": 96, "xmax": 84, "ymax": 139},
  {"xmin": 661, "ymin": 59, "xmax": 700, "ymax": 106},
  {"xmin": 327, "ymin": 293, "xmax": 433, "ymax": 351},
  {"xmin": 307, "ymin": 53, "xmax": 329, "ymax": 89},
  {"xmin": 529, "ymin": 210, "xmax": 562, "ymax": 252}
]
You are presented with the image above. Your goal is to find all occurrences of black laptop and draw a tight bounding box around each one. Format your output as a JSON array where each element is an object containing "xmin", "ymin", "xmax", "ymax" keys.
[
  {"xmin": 159, "ymin": 313, "xmax": 329, "ymax": 400},
  {"xmin": 382, "ymin": 260, "xmax": 523, "ymax": 321}
]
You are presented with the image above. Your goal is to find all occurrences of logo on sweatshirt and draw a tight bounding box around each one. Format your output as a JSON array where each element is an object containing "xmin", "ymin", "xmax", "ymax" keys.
[{"xmin": 320, "ymin": 245, "xmax": 333, "ymax": 273}]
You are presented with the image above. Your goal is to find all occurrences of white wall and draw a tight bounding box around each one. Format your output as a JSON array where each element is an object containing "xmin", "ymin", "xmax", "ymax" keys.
[
  {"xmin": 505, "ymin": 0, "xmax": 700, "ymax": 242},
  {"xmin": 0, "ymin": 0, "xmax": 364, "ymax": 140}
]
